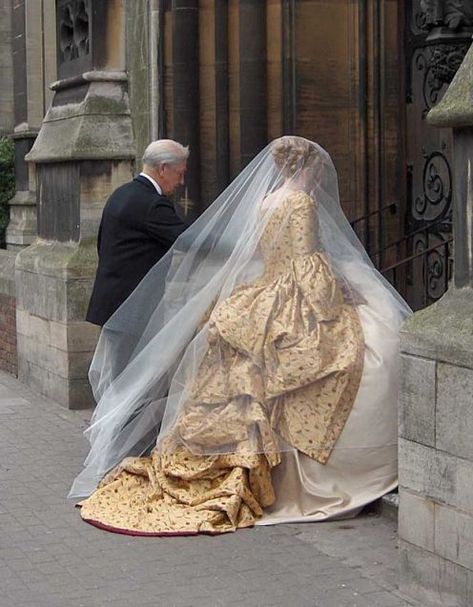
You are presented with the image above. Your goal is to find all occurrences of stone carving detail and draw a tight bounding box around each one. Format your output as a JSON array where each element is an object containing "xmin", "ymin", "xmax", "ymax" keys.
[
  {"xmin": 417, "ymin": 0, "xmax": 473, "ymax": 29},
  {"xmin": 430, "ymin": 42, "xmax": 470, "ymax": 82},
  {"xmin": 58, "ymin": 0, "xmax": 90, "ymax": 64},
  {"xmin": 415, "ymin": 42, "xmax": 470, "ymax": 113}
]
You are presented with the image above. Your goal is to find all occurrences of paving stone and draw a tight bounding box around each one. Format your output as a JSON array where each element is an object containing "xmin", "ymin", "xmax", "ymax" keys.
[{"xmin": 0, "ymin": 370, "xmax": 421, "ymax": 607}]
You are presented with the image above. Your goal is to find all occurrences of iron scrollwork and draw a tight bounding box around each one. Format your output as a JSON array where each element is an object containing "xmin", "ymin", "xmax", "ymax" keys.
[
  {"xmin": 414, "ymin": 150, "xmax": 452, "ymax": 220},
  {"xmin": 58, "ymin": 0, "xmax": 90, "ymax": 64},
  {"xmin": 404, "ymin": 0, "xmax": 470, "ymax": 307},
  {"xmin": 413, "ymin": 233, "xmax": 453, "ymax": 302},
  {"xmin": 415, "ymin": 49, "xmax": 443, "ymax": 111},
  {"xmin": 411, "ymin": 148, "xmax": 453, "ymax": 303}
]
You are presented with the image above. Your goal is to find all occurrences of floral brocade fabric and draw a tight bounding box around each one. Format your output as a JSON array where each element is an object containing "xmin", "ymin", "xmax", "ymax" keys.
[{"xmin": 79, "ymin": 192, "xmax": 365, "ymax": 535}]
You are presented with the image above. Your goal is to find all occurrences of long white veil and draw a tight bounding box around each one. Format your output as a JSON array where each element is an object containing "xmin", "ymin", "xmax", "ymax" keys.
[{"xmin": 69, "ymin": 137, "xmax": 410, "ymax": 498}]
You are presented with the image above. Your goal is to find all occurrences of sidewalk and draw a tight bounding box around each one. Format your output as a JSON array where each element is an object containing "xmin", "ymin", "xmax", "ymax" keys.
[{"xmin": 0, "ymin": 370, "xmax": 418, "ymax": 607}]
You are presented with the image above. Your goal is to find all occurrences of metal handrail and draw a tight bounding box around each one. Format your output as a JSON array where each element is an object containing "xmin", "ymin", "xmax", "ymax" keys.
[
  {"xmin": 350, "ymin": 202, "xmax": 397, "ymax": 227},
  {"xmin": 369, "ymin": 214, "xmax": 452, "ymax": 258},
  {"xmin": 381, "ymin": 236, "xmax": 453, "ymax": 274}
]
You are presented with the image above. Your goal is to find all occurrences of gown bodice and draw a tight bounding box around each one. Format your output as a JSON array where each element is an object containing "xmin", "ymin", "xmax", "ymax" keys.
[{"xmin": 258, "ymin": 190, "xmax": 320, "ymax": 284}]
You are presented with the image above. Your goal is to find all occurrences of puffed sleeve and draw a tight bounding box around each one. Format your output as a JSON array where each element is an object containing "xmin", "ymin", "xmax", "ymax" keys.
[{"xmin": 289, "ymin": 192, "xmax": 319, "ymax": 256}]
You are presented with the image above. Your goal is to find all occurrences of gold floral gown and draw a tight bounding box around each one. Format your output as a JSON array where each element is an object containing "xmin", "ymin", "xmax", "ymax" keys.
[{"xmin": 79, "ymin": 191, "xmax": 365, "ymax": 535}]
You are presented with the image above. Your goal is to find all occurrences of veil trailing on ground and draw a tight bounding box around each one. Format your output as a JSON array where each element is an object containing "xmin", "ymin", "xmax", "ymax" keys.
[{"xmin": 69, "ymin": 136, "xmax": 411, "ymax": 498}]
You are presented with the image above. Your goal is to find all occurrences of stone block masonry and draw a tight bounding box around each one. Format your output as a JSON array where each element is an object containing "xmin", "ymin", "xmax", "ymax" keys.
[
  {"xmin": 399, "ymin": 291, "xmax": 473, "ymax": 607},
  {"xmin": 398, "ymin": 40, "xmax": 473, "ymax": 607},
  {"xmin": 0, "ymin": 250, "xmax": 17, "ymax": 376},
  {"xmin": 0, "ymin": 292, "xmax": 17, "ymax": 376}
]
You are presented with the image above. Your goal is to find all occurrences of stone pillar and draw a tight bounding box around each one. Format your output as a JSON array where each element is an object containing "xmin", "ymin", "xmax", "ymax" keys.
[
  {"xmin": 16, "ymin": 0, "xmax": 135, "ymax": 409},
  {"xmin": 164, "ymin": 0, "xmax": 201, "ymax": 217},
  {"xmin": 199, "ymin": 0, "xmax": 229, "ymax": 207},
  {"xmin": 7, "ymin": 0, "xmax": 57, "ymax": 251},
  {"xmin": 228, "ymin": 0, "xmax": 267, "ymax": 177},
  {"xmin": 7, "ymin": 130, "xmax": 37, "ymax": 252},
  {"xmin": 398, "ymin": 42, "xmax": 473, "ymax": 607},
  {"xmin": 0, "ymin": 0, "xmax": 14, "ymax": 136},
  {"xmin": 125, "ymin": 0, "xmax": 153, "ymax": 165}
]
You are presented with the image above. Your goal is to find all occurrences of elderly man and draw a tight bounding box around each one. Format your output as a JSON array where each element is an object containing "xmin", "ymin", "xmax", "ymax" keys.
[{"xmin": 86, "ymin": 139, "xmax": 189, "ymax": 326}]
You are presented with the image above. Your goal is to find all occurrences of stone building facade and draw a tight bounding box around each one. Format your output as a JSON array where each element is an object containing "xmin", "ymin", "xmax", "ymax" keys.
[
  {"xmin": 1, "ymin": 1, "xmax": 473, "ymax": 604},
  {"xmin": 0, "ymin": 0, "xmax": 469, "ymax": 389}
]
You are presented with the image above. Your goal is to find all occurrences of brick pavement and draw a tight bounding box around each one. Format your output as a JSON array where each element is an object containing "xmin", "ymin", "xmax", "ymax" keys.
[{"xmin": 0, "ymin": 370, "xmax": 420, "ymax": 607}]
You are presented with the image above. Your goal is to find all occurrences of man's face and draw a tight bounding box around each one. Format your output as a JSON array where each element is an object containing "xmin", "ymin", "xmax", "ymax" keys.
[{"xmin": 157, "ymin": 161, "xmax": 187, "ymax": 196}]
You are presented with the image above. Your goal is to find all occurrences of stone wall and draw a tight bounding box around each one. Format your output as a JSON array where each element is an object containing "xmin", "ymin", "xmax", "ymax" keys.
[
  {"xmin": 0, "ymin": 251, "xmax": 17, "ymax": 376},
  {"xmin": 399, "ymin": 289, "xmax": 473, "ymax": 607},
  {"xmin": 398, "ymin": 40, "xmax": 473, "ymax": 607}
]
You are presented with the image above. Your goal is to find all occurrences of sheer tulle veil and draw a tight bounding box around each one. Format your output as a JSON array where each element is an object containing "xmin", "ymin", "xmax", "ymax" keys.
[{"xmin": 69, "ymin": 136, "xmax": 411, "ymax": 498}]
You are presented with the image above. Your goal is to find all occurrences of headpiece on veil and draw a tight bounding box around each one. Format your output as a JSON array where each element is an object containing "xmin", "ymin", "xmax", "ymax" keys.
[{"xmin": 69, "ymin": 136, "xmax": 410, "ymax": 498}]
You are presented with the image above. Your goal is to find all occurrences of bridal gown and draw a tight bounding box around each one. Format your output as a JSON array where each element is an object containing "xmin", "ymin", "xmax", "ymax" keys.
[{"xmin": 78, "ymin": 190, "xmax": 398, "ymax": 535}]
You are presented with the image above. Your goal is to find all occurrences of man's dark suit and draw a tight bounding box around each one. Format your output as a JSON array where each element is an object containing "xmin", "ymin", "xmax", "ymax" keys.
[{"xmin": 86, "ymin": 175, "xmax": 187, "ymax": 326}]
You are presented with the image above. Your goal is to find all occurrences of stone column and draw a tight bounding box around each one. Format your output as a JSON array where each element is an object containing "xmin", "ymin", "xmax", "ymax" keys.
[
  {"xmin": 0, "ymin": 0, "xmax": 14, "ymax": 136},
  {"xmin": 398, "ymin": 42, "xmax": 473, "ymax": 606},
  {"xmin": 199, "ymin": 0, "xmax": 229, "ymax": 207},
  {"xmin": 228, "ymin": 0, "xmax": 267, "ymax": 177},
  {"xmin": 16, "ymin": 0, "xmax": 135, "ymax": 409},
  {"xmin": 7, "ymin": 0, "xmax": 57, "ymax": 251},
  {"xmin": 164, "ymin": 0, "xmax": 201, "ymax": 217}
]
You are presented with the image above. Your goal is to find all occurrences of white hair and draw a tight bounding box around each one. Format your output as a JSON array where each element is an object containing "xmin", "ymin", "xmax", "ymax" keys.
[{"xmin": 142, "ymin": 139, "xmax": 189, "ymax": 168}]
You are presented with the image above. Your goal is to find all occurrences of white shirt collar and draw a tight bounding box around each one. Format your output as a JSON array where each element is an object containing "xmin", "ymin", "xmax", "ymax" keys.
[{"xmin": 139, "ymin": 172, "xmax": 163, "ymax": 196}]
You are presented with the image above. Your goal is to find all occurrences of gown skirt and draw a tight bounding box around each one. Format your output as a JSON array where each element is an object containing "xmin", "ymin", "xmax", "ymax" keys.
[{"xmin": 78, "ymin": 193, "xmax": 399, "ymax": 535}]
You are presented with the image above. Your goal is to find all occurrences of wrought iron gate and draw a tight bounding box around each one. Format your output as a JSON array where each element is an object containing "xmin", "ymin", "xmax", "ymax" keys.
[{"xmin": 354, "ymin": 0, "xmax": 472, "ymax": 311}]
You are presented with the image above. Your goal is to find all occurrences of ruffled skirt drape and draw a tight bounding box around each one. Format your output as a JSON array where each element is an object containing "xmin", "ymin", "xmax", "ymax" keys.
[{"xmin": 79, "ymin": 254, "xmax": 372, "ymax": 535}]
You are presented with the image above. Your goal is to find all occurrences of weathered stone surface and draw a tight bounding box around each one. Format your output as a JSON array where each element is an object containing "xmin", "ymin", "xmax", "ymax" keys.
[
  {"xmin": 6, "ymin": 190, "xmax": 37, "ymax": 250},
  {"xmin": 435, "ymin": 504, "xmax": 473, "ymax": 572},
  {"xmin": 15, "ymin": 238, "xmax": 100, "ymax": 408},
  {"xmin": 399, "ymin": 489, "xmax": 435, "ymax": 552},
  {"xmin": 16, "ymin": 239, "xmax": 97, "ymax": 279},
  {"xmin": 399, "ymin": 438, "xmax": 455, "ymax": 504},
  {"xmin": 79, "ymin": 160, "xmax": 133, "ymax": 238},
  {"xmin": 16, "ymin": 332, "xmax": 93, "ymax": 380},
  {"xmin": 0, "ymin": 250, "xmax": 16, "ymax": 298},
  {"xmin": 399, "ymin": 438, "xmax": 473, "ymax": 512},
  {"xmin": 437, "ymin": 362, "xmax": 473, "ymax": 462},
  {"xmin": 16, "ymin": 272, "xmax": 94, "ymax": 323},
  {"xmin": 399, "ymin": 353, "xmax": 436, "ymax": 446},
  {"xmin": 400, "ymin": 540, "xmax": 471, "ymax": 607},
  {"xmin": 16, "ymin": 310, "xmax": 99, "ymax": 353},
  {"xmin": 400, "ymin": 288, "xmax": 473, "ymax": 370},
  {"xmin": 18, "ymin": 355, "xmax": 93, "ymax": 410},
  {"xmin": 25, "ymin": 78, "xmax": 136, "ymax": 164}
]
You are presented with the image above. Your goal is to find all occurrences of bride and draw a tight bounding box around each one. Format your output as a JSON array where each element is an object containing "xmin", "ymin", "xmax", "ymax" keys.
[{"xmin": 70, "ymin": 136, "xmax": 410, "ymax": 535}]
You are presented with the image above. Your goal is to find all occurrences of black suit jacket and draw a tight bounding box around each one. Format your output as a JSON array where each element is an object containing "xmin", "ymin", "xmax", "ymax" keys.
[{"xmin": 86, "ymin": 175, "xmax": 187, "ymax": 326}]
